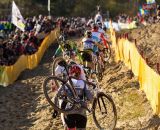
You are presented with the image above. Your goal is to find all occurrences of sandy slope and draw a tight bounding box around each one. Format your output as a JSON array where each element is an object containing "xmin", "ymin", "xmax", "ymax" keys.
[
  {"xmin": 128, "ymin": 23, "xmax": 160, "ymax": 74},
  {"xmin": 0, "ymin": 39, "xmax": 159, "ymax": 130}
]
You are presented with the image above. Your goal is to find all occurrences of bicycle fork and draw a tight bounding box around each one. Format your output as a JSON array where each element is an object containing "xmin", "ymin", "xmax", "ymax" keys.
[{"xmin": 97, "ymin": 97, "xmax": 107, "ymax": 115}]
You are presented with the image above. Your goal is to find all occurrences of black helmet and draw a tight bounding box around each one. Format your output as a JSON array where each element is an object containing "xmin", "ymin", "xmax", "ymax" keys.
[
  {"xmin": 63, "ymin": 43, "xmax": 71, "ymax": 50},
  {"xmin": 85, "ymin": 30, "xmax": 92, "ymax": 38},
  {"xmin": 58, "ymin": 60, "xmax": 67, "ymax": 67}
]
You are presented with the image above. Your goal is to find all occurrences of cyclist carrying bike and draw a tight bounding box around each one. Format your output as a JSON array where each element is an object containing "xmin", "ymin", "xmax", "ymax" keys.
[{"xmin": 57, "ymin": 65, "xmax": 93, "ymax": 130}]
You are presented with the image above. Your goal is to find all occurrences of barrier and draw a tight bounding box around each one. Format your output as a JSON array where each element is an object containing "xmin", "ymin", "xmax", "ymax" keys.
[
  {"xmin": 110, "ymin": 27, "xmax": 160, "ymax": 115},
  {"xmin": 0, "ymin": 29, "xmax": 57, "ymax": 86}
]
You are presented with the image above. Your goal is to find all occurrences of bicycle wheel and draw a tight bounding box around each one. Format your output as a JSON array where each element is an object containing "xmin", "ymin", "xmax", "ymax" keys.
[
  {"xmin": 104, "ymin": 44, "xmax": 111, "ymax": 62},
  {"xmin": 92, "ymin": 92, "xmax": 117, "ymax": 130},
  {"xmin": 52, "ymin": 57, "xmax": 68, "ymax": 77},
  {"xmin": 43, "ymin": 76, "xmax": 75, "ymax": 114},
  {"xmin": 95, "ymin": 61, "xmax": 103, "ymax": 81}
]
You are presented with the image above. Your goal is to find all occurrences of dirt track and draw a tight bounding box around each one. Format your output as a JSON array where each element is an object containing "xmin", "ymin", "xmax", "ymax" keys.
[
  {"xmin": 0, "ymin": 39, "xmax": 160, "ymax": 130},
  {"xmin": 128, "ymin": 23, "xmax": 160, "ymax": 74}
]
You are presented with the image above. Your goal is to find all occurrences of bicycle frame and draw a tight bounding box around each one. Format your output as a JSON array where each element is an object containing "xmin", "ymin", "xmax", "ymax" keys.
[{"xmin": 57, "ymin": 75, "xmax": 98, "ymax": 113}]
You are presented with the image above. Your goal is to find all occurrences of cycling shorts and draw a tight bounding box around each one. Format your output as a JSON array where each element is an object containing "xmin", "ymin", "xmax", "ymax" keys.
[
  {"xmin": 81, "ymin": 51, "xmax": 92, "ymax": 62},
  {"xmin": 64, "ymin": 114, "xmax": 87, "ymax": 129}
]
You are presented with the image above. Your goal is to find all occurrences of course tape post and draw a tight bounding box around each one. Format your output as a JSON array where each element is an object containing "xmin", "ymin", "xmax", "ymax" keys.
[
  {"xmin": 0, "ymin": 29, "xmax": 57, "ymax": 86},
  {"xmin": 110, "ymin": 25, "xmax": 160, "ymax": 115}
]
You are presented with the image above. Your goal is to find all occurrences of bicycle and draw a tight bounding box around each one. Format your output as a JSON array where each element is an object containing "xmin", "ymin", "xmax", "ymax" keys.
[
  {"xmin": 78, "ymin": 49, "xmax": 104, "ymax": 81},
  {"xmin": 103, "ymin": 42, "xmax": 111, "ymax": 63},
  {"xmin": 42, "ymin": 75, "xmax": 117, "ymax": 130}
]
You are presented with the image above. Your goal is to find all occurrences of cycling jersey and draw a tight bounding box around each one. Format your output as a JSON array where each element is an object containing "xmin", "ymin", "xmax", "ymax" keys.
[
  {"xmin": 54, "ymin": 42, "xmax": 83, "ymax": 62},
  {"xmin": 98, "ymin": 28, "xmax": 105, "ymax": 34},
  {"xmin": 55, "ymin": 63, "xmax": 86, "ymax": 80},
  {"xmin": 64, "ymin": 79, "xmax": 93, "ymax": 117},
  {"xmin": 92, "ymin": 29, "xmax": 108, "ymax": 49},
  {"xmin": 82, "ymin": 38, "xmax": 95, "ymax": 50}
]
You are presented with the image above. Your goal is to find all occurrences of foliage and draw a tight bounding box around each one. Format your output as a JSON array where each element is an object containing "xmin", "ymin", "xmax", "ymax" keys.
[{"xmin": 0, "ymin": 0, "xmax": 160, "ymax": 17}]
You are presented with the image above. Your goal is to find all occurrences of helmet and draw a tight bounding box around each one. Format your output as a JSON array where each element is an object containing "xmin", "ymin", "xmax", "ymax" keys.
[
  {"xmin": 69, "ymin": 65, "xmax": 81, "ymax": 76},
  {"xmin": 97, "ymin": 21, "xmax": 102, "ymax": 28},
  {"xmin": 63, "ymin": 43, "xmax": 71, "ymax": 50},
  {"xmin": 85, "ymin": 30, "xmax": 92, "ymax": 38}
]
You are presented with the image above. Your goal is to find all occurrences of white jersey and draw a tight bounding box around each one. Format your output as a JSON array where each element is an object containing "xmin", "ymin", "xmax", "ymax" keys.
[
  {"xmin": 55, "ymin": 65, "xmax": 66, "ymax": 76},
  {"xmin": 64, "ymin": 78, "xmax": 93, "ymax": 116},
  {"xmin": 95, "ymin": 13, "xmax": 103, "ymax": 23}
]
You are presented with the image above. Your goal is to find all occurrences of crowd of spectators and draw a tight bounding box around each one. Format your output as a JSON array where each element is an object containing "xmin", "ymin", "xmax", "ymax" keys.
[
  {"xmin": 0, "ymin": 15, "xmax": 56, "ymax": 66},
  {"xmin": 116, "ymin": 5, "xmax": 160, "ymax": 27},
  {"xmin": 57, "ymin": 17, "xmax": 86, "ymax": 38},
  {"xmin": 0, "ymin": 15, "xmax": 88, "ymax": 66},
  {"xmin": 1, "ymin": 4, "xmax": 159, "ymax": 66}
]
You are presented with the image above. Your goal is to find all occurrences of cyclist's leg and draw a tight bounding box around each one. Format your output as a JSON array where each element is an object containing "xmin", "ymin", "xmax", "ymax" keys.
[
  {"xmin": 75, "ymin": 114, "xmax": 87, "ymax": 130},
  {"xmin": 64, "ymin": 114, "xmax": 76, "ymax": 130},
  {"xmin": 61, "ymin": 113, "xmax": 67, "ymax": 130},
  {"xmin": 82, "ymin": 51, "xmax": 93, "ymax": 70}
]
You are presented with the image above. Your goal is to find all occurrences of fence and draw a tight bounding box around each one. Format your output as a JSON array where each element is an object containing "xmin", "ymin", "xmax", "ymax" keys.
[
  {"xmin": 110, "ymin": 25, "xmax": 160, "ymax": 115},
  {"xmin": 0, "ymin": 29, "xmax": 57, "ymax": 86}
]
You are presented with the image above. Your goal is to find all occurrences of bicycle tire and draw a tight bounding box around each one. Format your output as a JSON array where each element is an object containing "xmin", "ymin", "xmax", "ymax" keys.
[
  {"xmin": 95, "ymin": 61, "xmax": 103, "ymax": 81},
  {"xmin": 43, "ymin": 76, "xmax": 75, "ymax": 114},
  {"xmin": 52, "ymin": 57, "xmax": 68, "ymax": 88},
  {"xmin": 92, "ymin": 92, "xmax": 117, "ymax": 130},
  {"xmin": 104, "ymin": 44, "xmax": 111, "ymax": 62},
  {"xmin": 52, "ymin": 57, "xmax": 67, "ymax": 76}
]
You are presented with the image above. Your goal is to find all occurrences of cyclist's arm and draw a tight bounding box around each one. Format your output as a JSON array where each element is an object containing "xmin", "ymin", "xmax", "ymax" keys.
[{"xmin": 71, "ymin": 42, "xmax": 83, "ymax": 63}]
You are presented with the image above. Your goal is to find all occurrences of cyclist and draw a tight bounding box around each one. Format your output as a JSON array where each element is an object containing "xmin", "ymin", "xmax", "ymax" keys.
[
  {"xmin": 94, "ymin": 11, "xmax": 103, "ymax": 24},
  {"xmin": 62, "ymin": 65, "xmax": 93, "ymax": 130},
  {"xmin": 81, "ymin": 30, "xmax": 104, "ymax": 70},
  {"xmin": 97, "ymin": 22, "xmax": 111, "ymax": 44},
  {"xmin": 53, "ymin": 37, "xmax": 82, "ymax": 63},
  {"xmin": 91, "ymin": 23, "xmax": 108, "ymax": 49},
  {"xmin": 53, "ymin": 61, "xmax": 87, "ymax": 130},
  {"xmin": 91, "ymin": 23, "xmax": 112, "ymax": 67}
]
